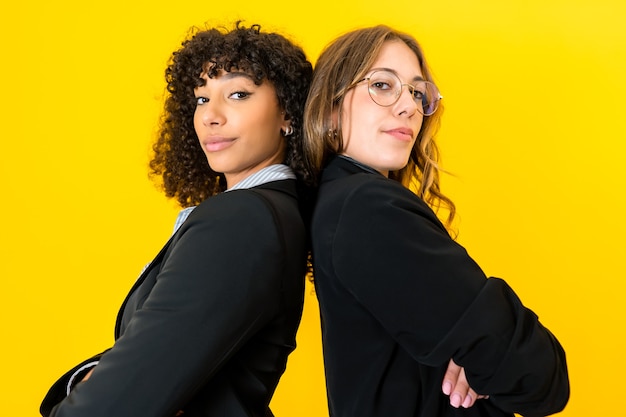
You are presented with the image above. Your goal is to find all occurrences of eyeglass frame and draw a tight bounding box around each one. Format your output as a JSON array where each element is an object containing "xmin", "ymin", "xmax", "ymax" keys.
[{"xmin": 347, "ymin": 68, "xmax": 443, "ymax": 116}]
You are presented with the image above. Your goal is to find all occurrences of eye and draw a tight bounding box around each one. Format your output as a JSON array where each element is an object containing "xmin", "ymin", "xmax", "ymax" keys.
[
  {"xmin": 229, "ymin": 91, "xmax": 251, "ymax": 100},
  {"xmin": 411, "ymin": 82, "xmax": 430, "ymax": 103},
  {"xmin": 370, "ymin": 80, "xmax": 393, "ymax": 91},
  {"xmin": 367, "ymin": 71, "xmax": 399, "ymax": 96},
  {"xmin": 412, "ymin": 89, "xmax": 425, "ymax": 101},
  {"xmin": 195, "ymin": 96, "xmax": 208, "ymax": 105}
]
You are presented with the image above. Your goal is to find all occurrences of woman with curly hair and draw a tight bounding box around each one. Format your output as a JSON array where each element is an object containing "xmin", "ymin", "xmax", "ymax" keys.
[
  {"xmin": 304, "ymin": 25, "xmax": 569, "ymax": 417},
  {"xmin": 41, "ymin": 22, "xmax": 313, "ymax": 417}
]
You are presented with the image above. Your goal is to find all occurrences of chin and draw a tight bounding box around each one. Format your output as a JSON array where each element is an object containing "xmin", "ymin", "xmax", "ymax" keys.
[{"xmin": 383, "ymin": 159, "xmax": 410, "ymax": 172}]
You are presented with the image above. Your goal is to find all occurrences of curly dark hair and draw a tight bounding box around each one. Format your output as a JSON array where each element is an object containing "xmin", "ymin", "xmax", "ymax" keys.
[{"xmin": 149, "ymin": 22, "xmax": 313, "ymax": 207}]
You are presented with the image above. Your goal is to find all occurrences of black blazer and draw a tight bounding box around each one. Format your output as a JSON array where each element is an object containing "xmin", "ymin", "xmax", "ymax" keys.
[
  {"xmin": 41, "ymin": 180, "xmax": 307, "ymax": 417},
  {"xmin": 311, "ymin": 156, "xmax": 569, "ymax": 417}
]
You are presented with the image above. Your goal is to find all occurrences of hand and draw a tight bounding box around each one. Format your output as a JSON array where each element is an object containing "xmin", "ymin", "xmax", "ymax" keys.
[
  {"xmin": 81, "ymin": 368, "xmax": 94, "ymax": 382},
  {"xmin": 442, "ymin": 359, "xmax": 489, "ymax": 408},
  {"xmin": 79, "ymin": 366, "xmax": 185, "ymax": 417}
]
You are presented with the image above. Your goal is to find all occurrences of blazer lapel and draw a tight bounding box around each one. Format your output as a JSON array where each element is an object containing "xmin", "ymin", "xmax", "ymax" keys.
[{"xmin": 113, "ymin": 234, "xmax": 176, "ymax": 337}]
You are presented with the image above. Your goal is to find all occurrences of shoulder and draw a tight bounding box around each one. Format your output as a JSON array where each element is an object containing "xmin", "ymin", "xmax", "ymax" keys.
[
  {"xmin": 199, "ymin": 184, "xmax": 292, "ymax": 215},
  {"xmin": 182, "ymin": 181, "xmax": 302, "ymax": 236},
  {"xmin": 322, "ymin": 172, "xmax": 435, "ymax": 220},
  {"xmin": 313, "ymin": 172, "xmax": 449, "ymax": 247},
  {"xmin": 178, "ymin": 189, "xmax": 276, "ymax": 235}
]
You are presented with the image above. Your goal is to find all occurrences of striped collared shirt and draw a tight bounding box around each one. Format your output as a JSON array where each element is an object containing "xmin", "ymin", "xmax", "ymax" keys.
[{"xmin": 172, "ymin": 164, "xmax": 296, "ymax": 233}]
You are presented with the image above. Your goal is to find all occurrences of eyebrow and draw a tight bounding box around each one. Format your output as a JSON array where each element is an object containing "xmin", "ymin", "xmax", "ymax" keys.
[
  {"xmin": 370, "ymin": 67, "xmax": 425, "ymax": 82},
  {"xmin": 218, "ymin": 71, "xmax": 257, "ymax": 82},
  {"xmin": 196, "ymin": 71, "xmax": 259, "ymax": 92},
  {"xmin": 199, "ymin": 69, "xmax": 258, "ymax": 83}
]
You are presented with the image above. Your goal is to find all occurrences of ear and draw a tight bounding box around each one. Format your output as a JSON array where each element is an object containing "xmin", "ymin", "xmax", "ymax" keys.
[
  {"xmin": 280, "ymin": 111, "xmax": 294, "ymax": 136},
  {"xmin": 330, "ymin": 108, "xmax": 339, "ymax": 130},
  {"xmin": 278, "ymin": 108, "xmax": 292, "ymax": 136},
  {"xmin": 280, "ymin": 110, "xmax": 291, "ymax": 130}
]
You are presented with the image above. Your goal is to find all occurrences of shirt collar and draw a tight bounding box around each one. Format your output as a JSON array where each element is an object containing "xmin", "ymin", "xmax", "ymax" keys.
[
  {"xmin": 227, "ymin": 164, "xmax": 296, "ymax": 192},
  {"xmin": 172, "ymin": 164, "xmax": 295, "ymax": 234}
]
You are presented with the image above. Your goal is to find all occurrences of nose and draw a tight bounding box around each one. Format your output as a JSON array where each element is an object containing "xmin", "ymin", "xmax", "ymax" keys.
[
  {"xmin": 198, "ymin": 98, "xmax": 226, "ymax": 126},
  {"xmin": 395, "ymin": 84, "xmax": 419, "ymax": 117}
]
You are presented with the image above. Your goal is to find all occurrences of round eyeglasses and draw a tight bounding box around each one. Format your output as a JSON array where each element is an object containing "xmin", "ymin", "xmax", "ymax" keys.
[{"xmin": 353, "ymin": 69, "xmax": 442, "ymax": 116}]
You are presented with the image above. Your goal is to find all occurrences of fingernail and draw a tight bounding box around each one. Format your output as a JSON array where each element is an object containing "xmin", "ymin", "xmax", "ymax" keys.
[
  {"xmin": 462, "ymin": 394, "xmax": 473, "ymax": 408},
  {"xmin": 442, "ymin": 381, "xmax": 452, "ymax": 395},
  {"xmin": 450, "ymin": 394, "xmax": 462, "ymax": 408}
]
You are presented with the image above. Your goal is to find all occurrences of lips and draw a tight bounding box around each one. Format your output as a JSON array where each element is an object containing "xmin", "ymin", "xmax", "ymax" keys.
[
  {"xmin": 202, "ymin": 137, "xmax": 236, "ymax": 152},
  {"xmin": 384, "ymin": 127, "xmax": 414, "ymax": 141}
]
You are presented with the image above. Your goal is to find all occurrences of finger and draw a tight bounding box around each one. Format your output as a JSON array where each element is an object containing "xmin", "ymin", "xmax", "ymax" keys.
[
  {"xmin": 82, "ymin": 368, "xmax": 94, "ymax": 382},
  {"xmin": 463, "ymin": 389, "xmax": 491, "ymax": 408},
  {"xmin": 462, "ymin": 389, "xmax": 478, "ymax": 408},
  {"xmin": 442, "ymin": 359, "xmax": 462, "ymax": 395},
  {"xmin": 450, "ymin": 366, "xmax": 470, "ymax": 408}
]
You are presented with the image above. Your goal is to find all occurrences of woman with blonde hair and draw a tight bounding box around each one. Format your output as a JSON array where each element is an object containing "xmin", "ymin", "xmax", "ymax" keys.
[{"xmin": 304, "ymin": 25, "xmax": 569, "ymax": 417}]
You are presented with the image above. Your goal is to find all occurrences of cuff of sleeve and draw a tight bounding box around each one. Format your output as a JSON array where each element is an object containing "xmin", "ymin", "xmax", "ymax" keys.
[{"xmin": 66, "ymin": 361, "xmax": 99, "ymax": 395}]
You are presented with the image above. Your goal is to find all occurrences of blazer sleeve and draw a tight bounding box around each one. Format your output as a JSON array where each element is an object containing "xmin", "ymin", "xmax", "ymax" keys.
[
  {"xmin": 331, "ymin": 179, "xmax": 569, "ymax": 416},
  {"xmin": 40, "ymin": 351, "xmax": 107, "ymax": 417},
  {"xmin": 48, "ymin": 192, "xmax": 286, "ymax": 417}
]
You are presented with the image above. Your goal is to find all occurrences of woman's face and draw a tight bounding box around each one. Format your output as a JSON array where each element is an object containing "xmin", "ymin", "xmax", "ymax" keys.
[
  {"xmin": 194, "ymin": 70, "xmax": 289, "ymax": 188},
  {"xmin": 340, "ymin": 40, "xmax": 424, "ymax": 177}
]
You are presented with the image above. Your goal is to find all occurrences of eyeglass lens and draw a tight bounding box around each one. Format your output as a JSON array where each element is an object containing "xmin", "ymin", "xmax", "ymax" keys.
[{"xmin": 367, "ymin": 70, "xmax": 440, "ymax": 115}]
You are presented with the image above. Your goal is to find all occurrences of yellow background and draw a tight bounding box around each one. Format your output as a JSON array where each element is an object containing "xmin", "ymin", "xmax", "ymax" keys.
[{"xmin": 1, "ymin": 1, "xmax": 625, "ymax": 416}]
